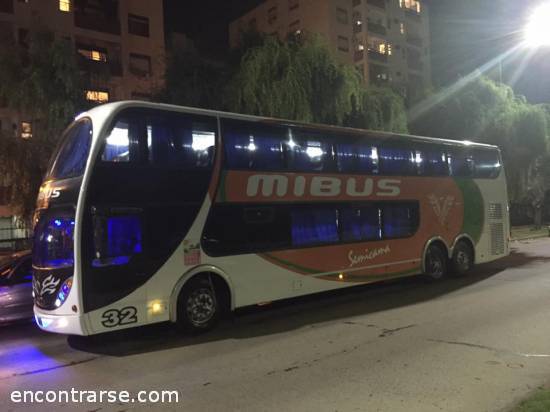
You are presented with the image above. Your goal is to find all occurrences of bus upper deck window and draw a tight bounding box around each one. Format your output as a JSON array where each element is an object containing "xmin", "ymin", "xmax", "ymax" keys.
[
  {"xmin": 102, "ymin": 120, "xmax": 131, "ymax": 162},
  {"xmin": 378, "ymin": 147, "xmax": 415, "ymax": 176},
  {"xmin": 223, "ymin": 121, "xmax": 285, "ymax": 170},
  {"xmin": 147, "ymin": 116, "xmax": 216, "ymax": 169},
  {"xmin": 286, "ymin": 134, "xmax": 331, "ymax": 172},
  {"xmin": 473, "ymin": 149, "xmax": 501, "ymax": 178},
  {"xmin": 336, "ymin": 143, "xmax": 378, "ymax": 174},
  {"xmin": 423, "ymin": 150, "xmax": 449, "ymax": 176},
  {"xmin": 449, "ymin": 150, "xmax": 474, "ymax": 177}
]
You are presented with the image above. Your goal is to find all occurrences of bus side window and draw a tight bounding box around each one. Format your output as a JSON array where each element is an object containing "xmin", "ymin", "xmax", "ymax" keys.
[
  {"xmin": 336, "ymin": 143, "xmax": 378, "ymax": 174},
  {"xmin": 147, "ymin": 115, "xmax": 216, "ymax": 169},
  {"xmin": 449, "ymin": 150, "xmax": 474, "ymax": 177},
  {"xmin": 422, "ymin": 149, "xmax": 449, "ymax": 176},
  {"xmin": 285, "ymin": 130, "xmax": 332, "ymax": 172},
  {"xmin": 224, "ymin": 122, "xmax": 285, "ymax": 170},
  {"xmin": 378, "ymin": 147, "xmax": 416, "ymax": 176},
  {"xmin": 92, "ymin": 211, "xmax": 143, "ymax": 267},
  {"xmin": 473, "ymin": 149, "xmax": 501, "ymax": 178},
  {"xmin": 340, "ymin": 206, "xmax": 381, "ymax": 242},
  {"xmin": 382, "ymin": 202, "xmax": 419, "ymax": 239},
  {"xmin": 290, "ymin": 208, "xmax": 339, "ymax": 247},
  {"xmin": 102, "ymin": 120, "xmax": 135, "ymax": 162}
]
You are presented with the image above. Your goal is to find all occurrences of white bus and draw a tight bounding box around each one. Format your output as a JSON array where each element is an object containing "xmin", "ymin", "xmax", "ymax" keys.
[{"xmin": 32, "ymin": 101, "xmax": 509, "ymax": 335}]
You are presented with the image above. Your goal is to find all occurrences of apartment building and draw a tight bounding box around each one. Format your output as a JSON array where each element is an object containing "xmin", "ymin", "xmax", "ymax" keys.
[
  {"xmin": 229, "ymin": 0, "xmax": 431, "ymax": 102},
  {"xmin": 0, "ymin": 0, "xmax": 164, "ymax": 225}
]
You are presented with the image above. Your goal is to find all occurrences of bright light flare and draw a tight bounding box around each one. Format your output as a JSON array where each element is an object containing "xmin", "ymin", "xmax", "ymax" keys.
[{"xmin": 524, "ymin": 4, "xmax": 550, "ymax": 48}]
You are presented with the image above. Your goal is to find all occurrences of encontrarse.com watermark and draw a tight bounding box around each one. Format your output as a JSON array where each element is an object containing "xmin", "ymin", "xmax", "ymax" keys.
[{"xmin": 10, "ymin": 388, "xmax": 179, "ymax": 404}]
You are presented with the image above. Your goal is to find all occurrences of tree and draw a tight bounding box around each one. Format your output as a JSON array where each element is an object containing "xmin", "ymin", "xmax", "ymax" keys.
[
  {"xmin": 347, "ymin": 87, "xmax": 408, "ymax": 133},
  {"xmin": 0, "ymin": 32, "xmax": 88, "ymax": 219},
  {"xmin": 159, "ymin": 47, "xmax": 229, "ymax": 110},
  {"xmin": 226, "ymin": 33, "xmax": 407, "ymax": 132}
]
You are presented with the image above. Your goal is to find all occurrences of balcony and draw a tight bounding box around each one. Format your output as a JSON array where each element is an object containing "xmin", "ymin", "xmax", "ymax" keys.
[
  {"xmin": 75, "ymin": 12, "xmax": 121, "ymax": 35},
  {"xmin": 354, "ymin": 50, "xmax": 364, "ymax": 62},
  {"xmin": 406, "ymin": 35, "xmax": 423, "ymax": 47},
  {"xmin": 368, "ymin": 22, "xmax": 386, "ymax": 36},
  {"xmin": 0, "ymin": 0, "xmax": 13, "ymax": 14},
  {"xmin": 353, "ymin": 23, "xmax": 363, "ymax": 33},
  {"xmin": 368, "ymin": 50, "xmax": 388, "ymax": 63},
  {"xmin": 352, "ymin": 0, "xmax": 361, "ymax": 6},
  {"xmin": 366, "ymin": 0, "xmax": 385, "ymax": 9}
]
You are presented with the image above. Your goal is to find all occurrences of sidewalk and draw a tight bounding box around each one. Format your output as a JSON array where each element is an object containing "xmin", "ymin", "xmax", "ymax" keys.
[{"xmin": 511, "ymin": 225, "xmax": 549, "ymax": 241}]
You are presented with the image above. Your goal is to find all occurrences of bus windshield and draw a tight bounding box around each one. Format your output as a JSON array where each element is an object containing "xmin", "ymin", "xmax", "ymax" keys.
[{"xmin": 47, "ymin": 118, "xmax": 93, "ymax": 180}]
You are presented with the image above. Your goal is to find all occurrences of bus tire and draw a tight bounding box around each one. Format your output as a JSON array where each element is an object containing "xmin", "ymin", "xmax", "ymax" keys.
[
  {"xmin": 424, "ymin": 244, "xmax": 447, "ymax": 281},
  {"xmin": 451, "ymin": 240, "xmax": 474, "ymax": 276},
  {"xmin": 177, "ymin": 276, "xmax": 220, "ymax": 333}
]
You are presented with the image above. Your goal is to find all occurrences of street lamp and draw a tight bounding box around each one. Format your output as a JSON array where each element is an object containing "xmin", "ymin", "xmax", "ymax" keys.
[{"xmin": 524, "ymin": 3, "xmax": 550, "ymax": 48}]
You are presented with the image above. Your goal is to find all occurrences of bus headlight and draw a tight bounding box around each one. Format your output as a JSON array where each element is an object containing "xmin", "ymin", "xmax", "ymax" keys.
[{"xmin": 55, "ymin": 277, "xmax": 73, "ymax": 308}]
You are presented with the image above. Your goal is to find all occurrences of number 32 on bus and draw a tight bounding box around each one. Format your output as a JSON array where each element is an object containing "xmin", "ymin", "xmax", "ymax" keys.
[{"xmin": 32, "ymin": 101, "xmax": 509, "ymax": 335}]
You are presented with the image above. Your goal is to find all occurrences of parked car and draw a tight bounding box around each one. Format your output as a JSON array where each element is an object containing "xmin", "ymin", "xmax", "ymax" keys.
[{"xmin": 0, "ymin": 250, "xmax": 33, "ymax": 324}]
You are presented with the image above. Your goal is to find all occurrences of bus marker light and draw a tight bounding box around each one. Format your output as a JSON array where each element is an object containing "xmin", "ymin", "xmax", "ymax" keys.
[{"xmin": 149, "ymin": 300, "xmax": 166, "ymax": 315}]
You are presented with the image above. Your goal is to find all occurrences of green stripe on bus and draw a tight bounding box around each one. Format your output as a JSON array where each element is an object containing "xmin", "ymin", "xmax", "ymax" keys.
[{"xmin": 455, "ymin": 178, "xmax": 484, "ymax": 244}]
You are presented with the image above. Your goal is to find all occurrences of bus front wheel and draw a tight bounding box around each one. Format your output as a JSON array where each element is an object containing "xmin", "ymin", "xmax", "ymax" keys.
[
  {"xmin": 424, "ymin": 244, "xmax": 447, "ymax": 281},
  {"xmin": 451, "ymin": 241, "xmax": 474, "ymax": 276},
  {"xmin": 177, "ymin": 276, "xmax": 220, "ymax": 333}
]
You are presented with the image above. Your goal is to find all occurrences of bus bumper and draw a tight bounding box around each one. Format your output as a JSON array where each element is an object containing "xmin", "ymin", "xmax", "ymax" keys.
[{"xmin": 34, "ymin": 306, "xmax": 88, "ymax": 335}]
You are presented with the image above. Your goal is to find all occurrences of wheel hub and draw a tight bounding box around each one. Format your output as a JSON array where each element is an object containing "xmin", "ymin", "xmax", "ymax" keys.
[{"xmin": 186, "ymin": 288, "xmax": 216, "ymax": 326}]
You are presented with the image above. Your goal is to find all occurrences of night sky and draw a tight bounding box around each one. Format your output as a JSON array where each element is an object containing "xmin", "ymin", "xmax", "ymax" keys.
[{"xmin": 164, "ymin": 0, "xmax": 550, "ymax": 104}]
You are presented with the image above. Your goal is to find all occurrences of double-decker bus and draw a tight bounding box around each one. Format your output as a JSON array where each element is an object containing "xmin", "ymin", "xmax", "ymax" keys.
[{"xmin": 32, "ymin": 101, "xmax": 509, "ymax": 335}]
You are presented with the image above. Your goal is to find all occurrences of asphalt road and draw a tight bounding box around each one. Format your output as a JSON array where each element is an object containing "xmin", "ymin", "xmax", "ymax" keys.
[{"xmin": 2, "ymin": 238, "xmax": 550, "ymax": 412}]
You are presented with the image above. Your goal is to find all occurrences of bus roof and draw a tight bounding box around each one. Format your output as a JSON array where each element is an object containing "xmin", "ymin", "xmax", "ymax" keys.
[{"xmin": 81, "ymin": 101, "xmax": 499, "ymax": 150}]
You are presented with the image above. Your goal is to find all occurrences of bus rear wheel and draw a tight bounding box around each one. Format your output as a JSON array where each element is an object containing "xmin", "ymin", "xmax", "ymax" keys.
[
  {"xmin": 451, "ymin": 241, "xmax": 474, "ymax": 276},
  {"xmin": 424, "ymin": 244, "xmax": 447, "ymax": 281},
  {"xmin": 177, "ymin": 276, "xmax": 220, "ymax": 333}
]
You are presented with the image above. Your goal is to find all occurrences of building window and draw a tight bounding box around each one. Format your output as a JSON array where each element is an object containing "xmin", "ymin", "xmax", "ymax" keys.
[
  {"xmin": 128, "ymin": 14, "xmax": 149, "ymax": 37},
  {"xmin": 336, "ymin": 7, "xmax": 348, "ymax": 24},
  {"xmin": 77, "ymin": 46, "xmax": 107, "ymax": 62},
  {"xmin": 368, "ymin": 36, "xmax": 391, "ymax": 55},
  {"xmin": 267, "ymin": 6, "xmax": 277, "ymax": 24},
  {"xmin": 400, "ymin": 22, "xmax": 405, "ymax": 34},
  {"xmin": 59, "ymin": 0, "xmax": 70, "ymax": 12},
  {"xmin": 86, "ymin": 90, "xmax": 109, "ymax": 103},
  {"xmin": 20, "ymin": 121, "xmax": 32, "ymax": 139},
  {"xmin": 129, "ymin": 53, "xmax": 151, "ymax": 77},
  {"xmin": 289, "ymin": 0, "xmax": 299, "ymax": 11},
  {"xmin": 400, "ymin": 0, "xmax": 421, "ymax": 13},
  {"xmin": 337, "ymin": 36, "xmax": 349, "ymax": 52}
]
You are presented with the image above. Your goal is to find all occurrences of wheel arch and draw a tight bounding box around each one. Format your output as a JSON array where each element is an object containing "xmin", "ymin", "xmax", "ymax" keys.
[{"xmin": 169, "ymin": 265, "xmax": 235, "ymax": 323}]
